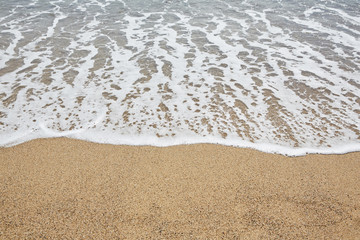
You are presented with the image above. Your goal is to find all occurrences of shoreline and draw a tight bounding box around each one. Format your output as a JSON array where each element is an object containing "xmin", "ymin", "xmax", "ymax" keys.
[
  {"xmin": 1, "ymin": 138, "xmax": 360, "ymax": 238},
  {"xmin": 3, "ymin": 136, "xmax": 360, "ymax": 156}
]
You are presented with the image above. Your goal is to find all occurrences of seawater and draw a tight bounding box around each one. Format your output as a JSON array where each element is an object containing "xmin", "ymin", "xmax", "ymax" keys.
[{"xmin": 0, "ymin": 0, "xmax": 359, "ymax": 155}]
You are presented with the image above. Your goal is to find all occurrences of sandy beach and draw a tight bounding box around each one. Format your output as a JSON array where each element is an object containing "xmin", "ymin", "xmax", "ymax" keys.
[{"xmin": 1, "ymin": 138, "xmax": 360, "ymax": 239}]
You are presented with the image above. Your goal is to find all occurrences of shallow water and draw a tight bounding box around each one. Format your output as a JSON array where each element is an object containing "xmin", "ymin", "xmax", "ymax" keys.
[{"xmin": 0, "ymin": 0, "xmax": 359, "ymax": 155}]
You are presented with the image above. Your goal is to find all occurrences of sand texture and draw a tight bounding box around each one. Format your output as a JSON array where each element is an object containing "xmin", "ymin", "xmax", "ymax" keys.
[{"xmin": 1, "ymin": 138, "xmax": 360, "ymax": 239}]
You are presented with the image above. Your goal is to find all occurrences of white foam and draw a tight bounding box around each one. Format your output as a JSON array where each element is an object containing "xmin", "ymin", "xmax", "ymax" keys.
[{"xmin": 0, "ymin": 0, "xmax": 359, "ymax": 156}]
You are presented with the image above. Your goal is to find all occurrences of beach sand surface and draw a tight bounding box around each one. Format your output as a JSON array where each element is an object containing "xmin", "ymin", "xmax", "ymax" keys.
[{"xmin": 1, "ymin": 138, "xmax": 360, "ymax": 239}]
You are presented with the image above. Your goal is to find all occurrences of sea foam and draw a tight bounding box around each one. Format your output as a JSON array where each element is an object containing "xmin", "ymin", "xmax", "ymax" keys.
[{"xmin": 0, "ymin": 0, "xmax": 359, "ymax": 156}]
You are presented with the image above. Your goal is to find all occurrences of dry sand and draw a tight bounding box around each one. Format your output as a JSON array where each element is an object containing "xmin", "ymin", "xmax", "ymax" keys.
[{"xmin": 1, "ymin": 138, "xmax": 360, "ymax": 239}]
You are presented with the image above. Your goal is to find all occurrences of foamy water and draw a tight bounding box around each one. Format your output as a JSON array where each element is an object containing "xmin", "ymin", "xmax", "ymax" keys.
[{"xmin": 0, "ymin": 0, "xmax": 359, "ymax": 155}]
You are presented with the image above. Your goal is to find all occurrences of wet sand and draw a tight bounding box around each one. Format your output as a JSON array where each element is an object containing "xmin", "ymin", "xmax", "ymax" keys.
[{"xmin": 1, "ymin": 138, "xmax": 360, "ymax": 239}]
